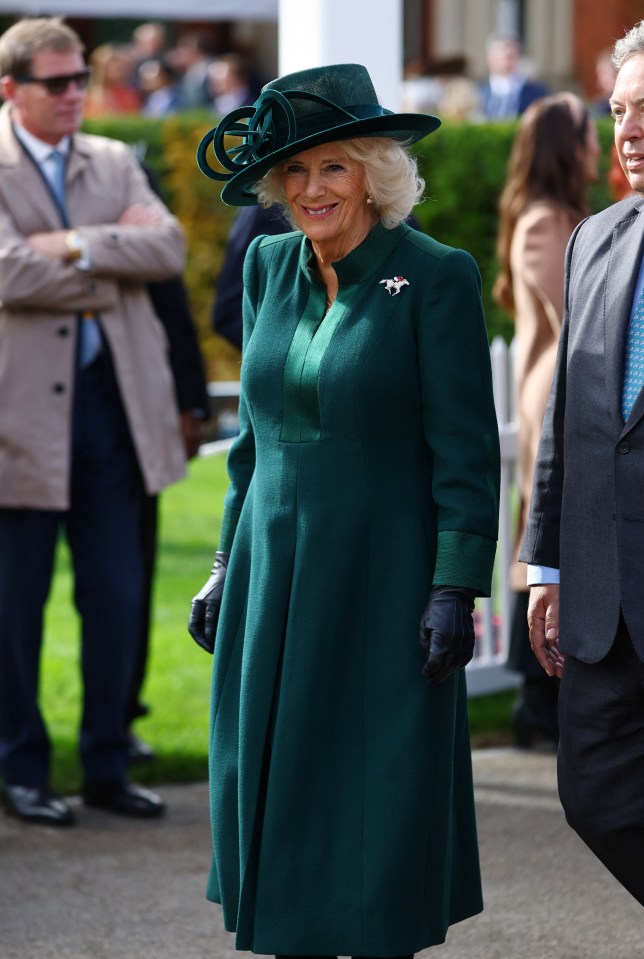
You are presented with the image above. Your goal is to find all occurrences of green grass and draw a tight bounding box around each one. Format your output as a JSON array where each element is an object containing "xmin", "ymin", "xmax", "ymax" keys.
[
  {"xmin": 40, "ymin": 452, "xmax": 513, "ymax": 795},
  {"xmin": 43, "ymin": 453, "xmax": 227, "ymax": 794}
]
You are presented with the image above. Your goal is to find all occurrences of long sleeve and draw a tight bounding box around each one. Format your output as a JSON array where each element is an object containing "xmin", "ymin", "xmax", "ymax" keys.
[
  {"xmin": 416, "ymin": 246, "xmax": 500, "ymax": 594},
  {"xmin": 217, "ymin": 234, "xmax": 262, "ymax": 552}
]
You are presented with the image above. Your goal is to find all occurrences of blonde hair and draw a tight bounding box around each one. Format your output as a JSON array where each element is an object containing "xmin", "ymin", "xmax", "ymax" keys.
[{"xmin": 254, "ymin": 136, "xmax": 425, "ymax": 229}]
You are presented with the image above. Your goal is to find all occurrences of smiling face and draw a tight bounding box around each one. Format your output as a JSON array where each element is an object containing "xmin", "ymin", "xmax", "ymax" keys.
[
  {"xmin": 279, "ymin": 142, "xmax": 375, "ymax": 262},
  {"xmin": 1, "ymin": 48, "xmax": 87, "ymax": 144},
  {"xmin": 611, "ymin": 52, "xmax": 644, "ymax": 195}
]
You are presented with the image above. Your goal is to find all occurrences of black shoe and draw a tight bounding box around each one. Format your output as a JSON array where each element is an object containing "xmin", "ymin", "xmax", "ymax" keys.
[
  {"xmin": 83, "ymin": 779, "xmax": 165, "ymax": 818},
  {"xmin": 127, "ymin": 732, "xmax": 156, "ymax": 764},
  {"xmin": 4, "ymin": 784, "xmax": 76, "ymax": 827}
]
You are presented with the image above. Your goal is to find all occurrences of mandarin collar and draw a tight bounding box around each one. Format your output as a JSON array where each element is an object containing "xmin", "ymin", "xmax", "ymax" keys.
[{"xmin": 298, "ymin": 221, "xmax": 409, "ymax": 288}]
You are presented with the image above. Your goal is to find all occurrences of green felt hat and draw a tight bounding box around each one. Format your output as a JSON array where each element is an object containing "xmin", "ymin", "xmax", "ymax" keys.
[{"xmin": 196, "ymin": 63, "xmax": 441, "ymax": 206}]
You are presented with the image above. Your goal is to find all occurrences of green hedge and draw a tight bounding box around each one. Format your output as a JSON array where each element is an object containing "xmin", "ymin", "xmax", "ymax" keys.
[
  {"xmin": 83, "ymin": 113, "xmax": 616, "ymax": 376},
  {"xmin": 412, "ymin": 118, "xmax": 615, "ymax": 343}
]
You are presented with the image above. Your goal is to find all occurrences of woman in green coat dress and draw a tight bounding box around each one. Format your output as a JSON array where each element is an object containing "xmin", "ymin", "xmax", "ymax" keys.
[{"xmin": 189, "ymin": 63, "xmax": 500, "ymax": 959}]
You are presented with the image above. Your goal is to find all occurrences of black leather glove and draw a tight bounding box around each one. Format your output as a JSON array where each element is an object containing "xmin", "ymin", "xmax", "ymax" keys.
[
  {"xmin": 419, "ymin": 585, "xmax": 477, "ymax": 686},
  {"xmin": 188, "ymin": 551, "xmax": 229, "ymax": 654}
]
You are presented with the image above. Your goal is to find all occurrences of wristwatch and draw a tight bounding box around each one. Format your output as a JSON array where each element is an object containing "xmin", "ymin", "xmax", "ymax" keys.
[{"xmin": 65, "ymin": 229, "xmax": 84, "ymax": 261}]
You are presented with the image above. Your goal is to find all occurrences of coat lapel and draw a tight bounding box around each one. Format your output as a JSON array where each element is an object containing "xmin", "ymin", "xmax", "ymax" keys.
[
  {"xmin": 604, "ymin": 197, "xmax": 644, "ymax": 434},
  {"xmin": 66, "ymin": 138, "xmax": 92, "ymax": 194},
  {"xmin": 0, "ymin": 103, "xmax": 66, "ymax": 230}
]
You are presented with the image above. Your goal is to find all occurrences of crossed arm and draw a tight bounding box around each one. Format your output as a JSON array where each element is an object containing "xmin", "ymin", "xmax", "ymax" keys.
[{"xmin": 25, "ymin": 203, "xmax": 161, "ymax": 260}]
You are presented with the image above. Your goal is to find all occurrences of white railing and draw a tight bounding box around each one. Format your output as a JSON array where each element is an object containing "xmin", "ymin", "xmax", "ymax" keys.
[
  {"xmin": 201, "ymin": 336, "xmax": 520, "ymax": 697},
  {"xmin": 467, "ymin": 336, "xmax": 519, "ymax": 696}
]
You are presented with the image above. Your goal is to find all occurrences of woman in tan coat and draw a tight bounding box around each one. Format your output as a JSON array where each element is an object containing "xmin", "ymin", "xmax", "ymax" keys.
[{"xmin": 494, "ymin": 93, "xmax": 600, "ymax": 747}]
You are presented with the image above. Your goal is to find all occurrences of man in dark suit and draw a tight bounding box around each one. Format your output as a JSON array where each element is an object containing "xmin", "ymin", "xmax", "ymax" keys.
[
  {"xmin": 125, "ymin": 166, "xmax": 211, "ymax": 764},
  {"xmin": 521, "ymin": 19, "xmax": 644, "ymax": 905},
  {"xmin": 479, "ymin": 33, "xmax": 549, "ymax": 120},
  {"xmin": 126, "ymin": 270, "xmax": 210, "ymax": 761}
]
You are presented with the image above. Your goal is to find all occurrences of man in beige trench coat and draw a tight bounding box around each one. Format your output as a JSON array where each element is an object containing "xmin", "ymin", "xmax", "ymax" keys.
[{"xmin": 0, "ymin": 16, "xmax": 187, "ymax": 826}]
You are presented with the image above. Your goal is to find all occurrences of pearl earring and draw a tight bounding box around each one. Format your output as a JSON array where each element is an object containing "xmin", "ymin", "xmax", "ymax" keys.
[{"xmin": 366, "ymin": 195, "xmax": 374, "ymax": 205}]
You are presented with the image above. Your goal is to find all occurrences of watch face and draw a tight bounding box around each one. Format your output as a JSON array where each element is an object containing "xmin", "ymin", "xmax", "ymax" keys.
[{"xmin": 66, "ymin": 232, "xmax": 82, "ymax": 258}]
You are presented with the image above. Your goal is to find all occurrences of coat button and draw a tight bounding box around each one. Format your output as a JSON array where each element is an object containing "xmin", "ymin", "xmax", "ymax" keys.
[
  {"xmin": 57, "ymin": 325, "xmax": 70, "ymax": 337},
  {"xmin": 618, "ymin": 441, "xmax": 631, "ymax": 453},
  {"xmin": 52, "ymin": 383, "xmax": 66, "ymax": 394}
]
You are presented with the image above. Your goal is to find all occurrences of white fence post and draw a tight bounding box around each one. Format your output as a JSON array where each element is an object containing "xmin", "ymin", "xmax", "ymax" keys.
[{"xmin": 466, "ymin": 335, "xmax": 519, "ymax": 696}]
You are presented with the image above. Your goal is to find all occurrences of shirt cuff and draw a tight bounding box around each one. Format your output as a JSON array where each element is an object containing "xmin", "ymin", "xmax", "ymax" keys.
[{"xmin": 526, "ymin": 564, "xmax": 560, "ymax": 586}]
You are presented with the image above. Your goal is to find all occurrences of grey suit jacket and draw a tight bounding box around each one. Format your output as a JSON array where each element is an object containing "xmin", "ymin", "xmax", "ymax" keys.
[{"xmin": 520, "ymin": 193, "xmax": 644, "ymax": 662}]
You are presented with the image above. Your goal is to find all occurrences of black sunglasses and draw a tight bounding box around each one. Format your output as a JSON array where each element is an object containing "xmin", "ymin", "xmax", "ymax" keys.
[{"xmin": 15, "ymin": 68, "xmax": 91, "ymax": 96}]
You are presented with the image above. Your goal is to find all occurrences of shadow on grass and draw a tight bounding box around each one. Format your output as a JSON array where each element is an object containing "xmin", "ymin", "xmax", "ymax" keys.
[{"xmin": 50, "ymin": 741, "xmax": 208, "ymax": 796}]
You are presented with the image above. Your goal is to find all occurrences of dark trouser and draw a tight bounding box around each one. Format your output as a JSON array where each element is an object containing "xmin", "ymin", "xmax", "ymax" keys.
[
  {"xmin": 558, "ymin": 614, "xmax": 644, "ymax": 906},
  {"xmin": 125, "ymin": 492, "xmax": 158, "ymax": 726},
  {"xmin": 0, "ymin": 352, "xmax": 144, "ymax": 787}
]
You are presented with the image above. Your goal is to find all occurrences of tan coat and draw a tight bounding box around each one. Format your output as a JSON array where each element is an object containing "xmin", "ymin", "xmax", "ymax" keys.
[
  {"xmin": 510, "ymin": 201, "xmax": 580, "ymax": 589},
  {"xmin": 0, "ymin": 103, "xmax": 187, "ymax": 509}
]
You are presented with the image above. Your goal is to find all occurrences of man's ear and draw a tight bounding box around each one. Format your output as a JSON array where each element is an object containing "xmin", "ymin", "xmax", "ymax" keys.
[{"xmin": 0, "ymin": 74, "xmax": 17, "ymax": 103}]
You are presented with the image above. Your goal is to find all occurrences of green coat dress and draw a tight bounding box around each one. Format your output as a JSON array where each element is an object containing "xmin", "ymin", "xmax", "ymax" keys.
[{"xmin": 207, "ymin": 221, "xmax": 500, "ymax": 956}]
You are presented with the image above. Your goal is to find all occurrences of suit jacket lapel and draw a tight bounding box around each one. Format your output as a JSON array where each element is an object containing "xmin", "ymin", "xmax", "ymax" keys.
[{"xmin": 604, "ymin": 197, "xmax": 644, "ymax": 434}]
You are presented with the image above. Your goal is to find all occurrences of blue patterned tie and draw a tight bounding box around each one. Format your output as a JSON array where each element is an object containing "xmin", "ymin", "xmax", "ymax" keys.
[
  {"xmin": 621, "ymin": 286, "xmax": 644, "ymax": 420},
  {"xmin": 48, "ymin": 150, "xmax": 101, "ymax": 368}
]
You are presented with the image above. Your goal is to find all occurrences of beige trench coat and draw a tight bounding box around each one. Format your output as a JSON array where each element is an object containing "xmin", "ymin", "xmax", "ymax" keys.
[
  {"xmin": 510, "ymin": 201, "xmax": 580, "ymax": 589},
  {"xmin": 0, "ymin": 103, "xmax": 187, "ymax": 509}
]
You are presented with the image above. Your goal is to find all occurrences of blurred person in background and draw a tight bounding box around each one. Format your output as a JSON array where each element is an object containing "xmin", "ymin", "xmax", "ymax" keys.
[
  {"xmin": 139, "ymin": 56, "xmax": 182, "ymax": 116},
  {"xmin": 480, "ymin": 33, "xmax": 550, "ymax": 120},
  {"xmin": 401, "ymin": 54, "xmax": 482, "ymax": 121},
  {"xmin": 211, "ymin": 204, "xmax": 290, "ymax": 350},
  {"xmin": 131, "ymin": 21, "xmax": 167, "ymax": 74},
  {"xmin": 494, "ymin": 93, "xmax": 600, "ymax": 748},
  {"xmin": 207, "ymin": 53, "xmax": 262, "ymax": 116},
  {"xmin": 85, "ymin": 43, "xmax": 140, "ymax": 116},
  {"xmin": 171, "ymin": 31, "xmax": 213, "ymax": 110},
  {"xmin": 590, "ymin": 48, "xmax": 617, "ymax": 116},
  {"xmin": 126, "ymin": 161, "xmax": 211, "ymax": 764}
]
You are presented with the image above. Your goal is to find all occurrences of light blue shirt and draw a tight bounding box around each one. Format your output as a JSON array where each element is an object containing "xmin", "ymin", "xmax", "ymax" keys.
[{"xmin": 12, "ymin": 120, "xmax": 70, "ymax": 192}]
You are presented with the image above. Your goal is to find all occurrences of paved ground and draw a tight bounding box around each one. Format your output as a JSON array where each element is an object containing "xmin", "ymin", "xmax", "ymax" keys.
[{"xmin": 1, "ymin": 748, "xmax": 643, "ymax": 959}]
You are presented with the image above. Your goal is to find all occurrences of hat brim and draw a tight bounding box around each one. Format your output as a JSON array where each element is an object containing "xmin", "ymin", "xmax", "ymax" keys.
[{"xmin": 218, "ymin": 111, "xmax": 440, "ymax": 206}]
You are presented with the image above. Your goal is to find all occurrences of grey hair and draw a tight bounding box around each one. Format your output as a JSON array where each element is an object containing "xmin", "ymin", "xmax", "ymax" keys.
[
  {"xmin": 612, "ymin": 20, "xmax": 644, "ymax": 71},
  {"xmin": 253, "ymin": 137, "xmax": 425, "ymax": 230}
]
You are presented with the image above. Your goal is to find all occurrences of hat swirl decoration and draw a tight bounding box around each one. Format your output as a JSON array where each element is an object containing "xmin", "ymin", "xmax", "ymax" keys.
[
  {"xmin": 196, "ymin": 63, "xmax": 441, "ymax": 207},
  {"xmin": 198, "ymin": 89, "xmax": 360, "ymax": 181}
]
